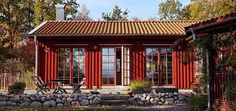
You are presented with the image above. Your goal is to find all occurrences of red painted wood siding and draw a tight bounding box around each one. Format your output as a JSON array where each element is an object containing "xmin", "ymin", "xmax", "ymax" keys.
[
  {"xmin": 130, "ymin": 45, "xmax": 145, "ymax": 81},
  {"xmin": 85, "ymin": 46, "xmax": 101, "ymax": 89},
  {"xmin": 174, "ymin": 49, "xmax": 195, "ymax": 89},
  {"xmin": 36, "ymin": 39, "xmax": 195, "ymax": 89},
  {"xmin": 37, "ymin": 41, "xmax": 57, "ymax": 88}
]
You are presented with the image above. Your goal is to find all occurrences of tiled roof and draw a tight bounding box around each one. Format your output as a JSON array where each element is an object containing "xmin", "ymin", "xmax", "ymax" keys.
[
  {"xmin": 185, "ymin": 12, "xmax": 236, "ymax": 31},
  {"xmin": 28, "ymin": 20, "xmax": 198, "ymax": 37}
]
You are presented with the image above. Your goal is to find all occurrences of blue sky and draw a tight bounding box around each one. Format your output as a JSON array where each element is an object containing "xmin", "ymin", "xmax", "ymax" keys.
[{"xmin": 77, "ymin": 0, "xmax": 190, "ymax": 20}]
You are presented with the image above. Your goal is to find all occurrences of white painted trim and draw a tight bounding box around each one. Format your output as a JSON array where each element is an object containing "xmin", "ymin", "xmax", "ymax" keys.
[
  {"xmin": 186, "ymin": 35, "xmax": 192, "ymax": 40},
  {"xmin": 55, "ymin": 44, "xmax": 89, "ymax": 46},
  {"xmin": 98, "ymin": 44, "xmax": 132, "ymax": 46},
  {"xmin": 28, "ymin": 21, "xmax": 47, "ymax": 35},
  {"xmin": 34, "ymin": 36, "xmax": 38, "ymax": 76},
  {"xmin": 121, "ymin": 46, "xmax": 124, "ymax": 86},
  {"xmin": 142, "ymin": 44, "xmax": 174, "ymax": 46}
]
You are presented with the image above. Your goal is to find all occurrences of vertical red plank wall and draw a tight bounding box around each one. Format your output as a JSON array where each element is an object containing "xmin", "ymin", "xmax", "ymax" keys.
[
  {"xmin": 131, "ymin": 45, "xmax": 145, "ymax": 81},
  {"xmin": 85, "ymin": 46, "xmax": 101, "ymax": 89},
  {"xmin": 174, "ymin": 49, "xmax": 195, "ymax": 89},
  {"xmin": 37, "ymin": 41, "xmax": 57, "ymax": 88}
]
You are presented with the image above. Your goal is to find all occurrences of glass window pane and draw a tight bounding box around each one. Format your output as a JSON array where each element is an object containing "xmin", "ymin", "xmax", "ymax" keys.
[
  {"xmin": 108, "ymin": 56, "xmax": 114, "ymax": 62},
  {"xmin": 103, "ymin": 78, "xmax": 108, "ymax": 84},
  {"xmin": 153, "ymin": 56, "xmax": 158, "ymax": 62},
  {"xmin": 73, "ymin": 48, "xmax": 79, "ymax": 55},
  {"xmin": 73, "ymin": 62, "xmax": 78, "ymax": 69},
  {"xmin": 109, "ymin": 63, "xmax": 114, "ymax": 70},
  {"xmin": 66, "ymin": 56, "xmax": 70, "ymax": 63},
  {"xmin": 78, "ymin": 56, "xmax": 84, "ymax": 62},
  {"xmin": 73, "ymin": 70, "xmax": 78, "ymax": 76},
  {"xmin": 146, "ymin": 48, "xmax": 152, "ymax": 55},
  {"xmin": 102, "ymin": 63, "xmax": 109, "ymax": 70},
  {"xmin": 161, "ymin": 48, "xmax": 167, "ymax": 54},
  {"xmin": 65, "ymin": 48, "xmax": 70, "ymax": 55},
  {"xmin": 102, "ymin": 48, "xmax": 108, "ymax": 55},
  {"xmin": 167, "ymin": 56, "xmax": 172, "ymax": 62},
  {"xmin": 73, "ymin": 55, "xmax": 79, "ymax": 63},
  {"xmin": 102, "ymin": 56, "xmax": 108, "ymax": 62},
  {"xmin": 102, "ymin": 71, "xmax": 108, "ymax": 76},
  {"xmin": 153, "ymin": 48, "xmax": 158, "ymax": 55},
  {"xmin": 65, "ymin": 70, "xmax": 70, "ymax": 78},
  {"xmin": 78, "ymin": 48, "xmax": 85, "ymax": 56},
  {"xmin": 109, "ymin": 48, "xmax": 114, "ymax": 55},
  {"xmin": 108, "ymin": 71, "xmax": 114, "ymax": 78}
]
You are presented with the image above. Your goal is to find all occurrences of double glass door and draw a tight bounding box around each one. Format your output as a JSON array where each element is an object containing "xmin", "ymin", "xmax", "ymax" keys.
[
  {"xmin": 102, "ymin": 47, "xmax": 130, "ymax": 85},
  {"xmin": 146, "ymin": 48, "xmax": 173, "ymax": 85},
  {"xmin": 58, "ymin": 48, "xmax": 85, "ymax": 84}
]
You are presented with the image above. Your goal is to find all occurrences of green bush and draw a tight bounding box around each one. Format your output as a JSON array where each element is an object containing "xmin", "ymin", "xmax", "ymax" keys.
[
  {"xmin": 9, "ymin": 82, "xmax": 26, "ymax": 89},
  {"xmin": 129, "ymin": 80, "xmax": 151, "ymax": 94},
  {"xmin": 224, "ymin": 80, "xmax": 236, "ymax": 100},
  {"xmin": 8, "ymin": 82, "xmax": 26, "ymax": 94},
  {"xmin": 187, "ymin": 95, "xmax": 207, "ymax": 111}
]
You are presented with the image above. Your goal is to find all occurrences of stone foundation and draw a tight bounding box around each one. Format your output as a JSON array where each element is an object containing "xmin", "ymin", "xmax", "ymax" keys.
[
  {"xmin": 129, "ymin": 92, "xmax": 192, "ymax": 105},
  {"xmin": 0, "ymin": 93, "xmax": 102, "ymax": 107}
]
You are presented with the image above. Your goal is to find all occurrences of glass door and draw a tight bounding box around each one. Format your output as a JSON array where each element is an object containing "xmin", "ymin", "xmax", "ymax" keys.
[
  {"xmin": 102, "ymin": 48, "xmax": 115, "ymax": 85},
  {"xmin": 58, "ymin": 48, "xmax": 85, "ymax": 84},
  {"xmin": 146, "ymin": 48, "xmax": 173, "ymax": 85},
  {"xmin": 101, "ymin": 47, "xmax": 130, "ymax": 86}
]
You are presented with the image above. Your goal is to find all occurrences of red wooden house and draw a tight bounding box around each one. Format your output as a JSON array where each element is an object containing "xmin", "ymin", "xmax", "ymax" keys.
[
  {"xmin": 28, "ymin": 20, "xmax": 197, "ymax": 90},
  {"xmin": 185, "ymin": 13, "xmax": 236, "ymax": 110}
]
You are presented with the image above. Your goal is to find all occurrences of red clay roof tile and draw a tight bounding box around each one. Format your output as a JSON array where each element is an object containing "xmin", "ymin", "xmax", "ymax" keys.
[{"xmin": 28, "ymin": 20, "xmax": 198, "ymax": 37}]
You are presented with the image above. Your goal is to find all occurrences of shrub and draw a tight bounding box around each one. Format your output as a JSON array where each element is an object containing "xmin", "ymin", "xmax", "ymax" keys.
[
  {"xmin": 187, "ymin": 94, "xmax": 207, "ymax": 111},
  {"xmin": 8, "ymin": 82, "xmax": 26, "ymax": 94},
  {"xmin": 129, "ymin": 80, "xmax": 151, "ymax": 94},
  {"xmin": 224, "ymin": 80, "xmax": 236, "ymax": 110}
]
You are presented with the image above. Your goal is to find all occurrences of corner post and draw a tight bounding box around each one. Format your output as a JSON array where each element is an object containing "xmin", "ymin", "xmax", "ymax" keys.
[{"xmin": 34, "ymin": 35, "xmax": 38, "ymax": 76}]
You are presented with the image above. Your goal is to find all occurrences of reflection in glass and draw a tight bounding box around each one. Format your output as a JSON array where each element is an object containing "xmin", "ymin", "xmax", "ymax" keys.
[
  {"xmin": 109, "ymin": 48, "xmax": 114, "ymax": 55},
  {"xmin": 102, "ymin": 56, "xmax": 108, "ymax": 62},
  {"xmin": 102, "ymin": 48, "xmax": 115, "ymax": 85},
  {"xmin": 58, "ymin": 48, "xmax": 85, "ymax": 84},
  {"xmin": 108, "ymin": 56, "xmax": 114, "ymax": 62},
  {"xmin": 102, "ymin": 49, "xmax": 108, "ymax": 55}
]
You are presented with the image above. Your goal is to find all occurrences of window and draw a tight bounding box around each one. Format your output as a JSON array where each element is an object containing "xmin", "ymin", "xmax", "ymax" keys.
[
  {"xmin": 102, "ymin": 48, "xmax": 115, "ymax": 85},
  {"xmin": 123, "ymin": 47, "xmax": 130, "ymax": 85},
  {"xmin": 58, "ymin": 48, "xmax": 85, "ymax": 84},
  {"xmin": 146, "ymin": 48, "xmax": 173, "ymax": 85},
  {"xmin": 58, "ymin": 48, "xmax": 70, "ymax": 84},
  {"xmin": 72, "ymin": 48, "xmax": 85, "ymax": 83},
  {"xmin": 161, "ymin": 48, "xmax": 172, "ymax": 84},
  {"xmin": 146, "ymin": 48, "xmax": 159, "ymax": 85}
]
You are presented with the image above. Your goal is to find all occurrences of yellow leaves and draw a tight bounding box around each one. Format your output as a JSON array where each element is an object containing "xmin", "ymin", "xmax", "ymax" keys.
[
  {"xmin": 189, "ymin": 0, "xmax": 236, "ymax": 20},
  {"xmin": 0, "ymin": 23, "xmax": 21, "ymax": 48}
]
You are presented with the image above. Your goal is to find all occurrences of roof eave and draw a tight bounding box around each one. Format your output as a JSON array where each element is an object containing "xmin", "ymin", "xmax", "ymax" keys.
[
  {"xmin": 32, "ymin": 33, "xmax": 187, "ymax": 38},
  {"xmin": 27, "ymin": 21, "xmax": 48, "ymax": 37}
]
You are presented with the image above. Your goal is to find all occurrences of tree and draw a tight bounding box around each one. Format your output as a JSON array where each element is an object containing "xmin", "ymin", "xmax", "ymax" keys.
[
  {"xmin": 75, "ymin": 4, "xmax": 92, "ymax": 20},
  {"xmin": 158, "ymin": 0, "xmax": 183, "ymax": 20},
  {"xmin": 178, "ymin": 5, "xmax": 191, "ymax": 20},
  {"xmin": 102, "ymin": 5, "xmax": 129, "ymax": 20},
  {"xmin": 34, "ymin": 0, "xmax": 79, "ymax": 25},
  {"xmin": 0, "ymin": 0, "xmax": 34, "ymax": 36},
  {"xmin": 188, "ymin": 0, "xmax": 236, "ymax": 20},
  {"xmin": 131, "ymin": 17, "xmax": 140, "ymax": 21},
  {"xmin": 147, "ymin": 17, "xmax": 159, "ymax": 21}
]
